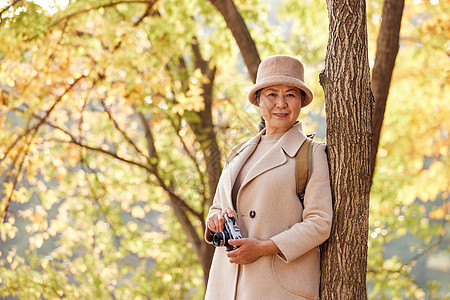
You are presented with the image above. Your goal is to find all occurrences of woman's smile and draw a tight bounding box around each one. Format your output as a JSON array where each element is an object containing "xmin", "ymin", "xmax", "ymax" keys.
[
  {"xmin": 273, "ymin": 112, "xmax": 289, "ymax": 117},
  {"xmin": 258, "ymin": 84, "xmax": 303, "ymax": 135}
]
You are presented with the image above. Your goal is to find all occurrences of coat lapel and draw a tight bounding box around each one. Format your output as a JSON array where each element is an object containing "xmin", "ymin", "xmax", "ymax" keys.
[
  {"xmin": 225, "ymin": 122, "xmax": 308, "ymax": 210},
  {"xmin": 239, "ymin": 145, "xmax": 287, "ymax": 190},
  {"xmin": 239, "ymin": 122, "xmax": 307, "ymax": 191},
  {"xmin": 279, "ymin": 122, "xmax": 307, "ymax": 158},
  {"xmin": 227, "ymin": 132, "xmax": 263, "ymax": 193}
]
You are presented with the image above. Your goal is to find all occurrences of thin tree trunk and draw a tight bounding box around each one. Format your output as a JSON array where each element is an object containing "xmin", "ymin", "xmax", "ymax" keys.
[
  {"xmin": 209, "ymin": 0, "xmax": 260, "ymax": 82},
  {"xmin": 201, "ymin": 0, "xmax": 262, "ymax": 283},
  {"xmin": 370, "ymin": 0, "xmax": 405, "ymax": 182},
  {"xmin": 319, "ymin": 0, "xmax": 373, "ymax": 299},
  {"xmin": 170, "ymin": 195, "xmax": 215, "ymax": 283},
  {"xmin": 187, "ymin": 39, "xmax": 221, "ymax": 283}
]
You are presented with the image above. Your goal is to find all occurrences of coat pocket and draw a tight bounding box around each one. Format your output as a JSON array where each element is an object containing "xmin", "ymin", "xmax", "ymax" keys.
[{"xmin": 271, "ymin": 248, "xmax": 320, "ymax": 299}]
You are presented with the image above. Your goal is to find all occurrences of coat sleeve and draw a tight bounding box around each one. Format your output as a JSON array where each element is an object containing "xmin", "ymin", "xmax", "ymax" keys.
[
  {"xmin": 270, "ymin": 142, "xmax": 333, "ymax": 263},
  {"xmin": 204, "ymin": 190, "xmax": 223, "ymax": 244},
  {"xmin": 203, "ymin": 159, "xmax": 231, "ymax": 244},
  {"xmin": 204, "ymin": 141, "xmax": 249, "ymax": 244}
]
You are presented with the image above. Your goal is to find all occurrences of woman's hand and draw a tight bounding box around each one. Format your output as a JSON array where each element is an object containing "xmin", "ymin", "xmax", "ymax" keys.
[
  {"xmin": 226, "ymin": 239, "xmax": 280, "ymax": 265},
  {"xmin": 206, "ymin": 207, "xmax": 234, "ymax": 233}
]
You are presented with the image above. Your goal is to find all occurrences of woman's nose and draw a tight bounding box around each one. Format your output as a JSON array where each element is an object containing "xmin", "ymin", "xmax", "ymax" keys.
[{"xmin": 275, "ymin": 96, "xmax": 287, "ymax": 107}]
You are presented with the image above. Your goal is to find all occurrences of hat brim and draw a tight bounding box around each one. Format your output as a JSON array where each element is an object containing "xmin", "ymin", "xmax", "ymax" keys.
[{"xmin": 248, "ymin": 75, "xmax": 314, "ymax": 107}]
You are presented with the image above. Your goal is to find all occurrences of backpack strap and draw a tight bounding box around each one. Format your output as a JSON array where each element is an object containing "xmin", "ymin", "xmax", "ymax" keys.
[
  {"xmin": 295, "ymin": 137, "xmax": 314, "ymax": 208},
  {"xmin": 226, "ymin": 141, "xmax": 247, "ymax": 164}
]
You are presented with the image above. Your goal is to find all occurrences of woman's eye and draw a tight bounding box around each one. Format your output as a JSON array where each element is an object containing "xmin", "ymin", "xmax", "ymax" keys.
[{"xmin": 286, "ymin": 94, "xmax": 295, "ymax": 97}]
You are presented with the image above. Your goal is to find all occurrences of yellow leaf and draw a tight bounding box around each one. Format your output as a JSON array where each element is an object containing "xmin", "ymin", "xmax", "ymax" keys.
[
  {"xmin": 131, "ymin": 206, "xmax": 145, "ymax": 219},
  {"xmin": 105, "ymin": 95, "xmax": 116, "ymax": 106},
  {"xmin": 6, "ymin": 77, "xmax": 15, "ymax": 87},
  {"xmin": 428, "ymin": 203, "xmax": 449, "ymax": 220}
]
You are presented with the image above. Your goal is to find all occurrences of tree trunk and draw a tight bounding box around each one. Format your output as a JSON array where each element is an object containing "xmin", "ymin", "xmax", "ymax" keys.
[
  {"xmin": 188, "ymin": 39, "xmax": 222, "ymax": 283},
  {"xmin": 169, "ymin": 195, "xmax": 215, "ymax": 283},
  {"xmin": 319, "ymin": 1, "xmax": 373, "ymax": 299},
  {"xmin": 370, "ymin": 0, "xmax": 405, "ymax": 182},
  {"xmin": 209, "ymin": 0, "xmax": 260, "ymax": 82},
  {"xmin": 190, "ymin": 39, "xmax": 223, "ymax": 207}
]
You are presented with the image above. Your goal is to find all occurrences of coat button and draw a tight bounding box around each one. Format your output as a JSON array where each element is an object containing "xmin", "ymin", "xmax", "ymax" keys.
[{"xmin": 249, "ymin": 210, "xmax": 256, "ymax": 218}]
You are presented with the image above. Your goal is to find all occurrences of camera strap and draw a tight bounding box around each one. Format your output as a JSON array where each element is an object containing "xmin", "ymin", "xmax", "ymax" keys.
[{"xmin": 295, "ymin": 134, "xmax": 315, "ymax": 209}]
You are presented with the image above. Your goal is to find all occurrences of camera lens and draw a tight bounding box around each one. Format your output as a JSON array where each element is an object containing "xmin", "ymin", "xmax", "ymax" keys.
[{"xmin": 212, "ymin": 231, "xmax": 229, "ymax": 247}]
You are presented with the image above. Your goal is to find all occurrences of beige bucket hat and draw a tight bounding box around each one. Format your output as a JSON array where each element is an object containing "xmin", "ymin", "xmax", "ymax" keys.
[{"xmin": 248, "ymin": 55, "xmax": 314, "ymax": 107}]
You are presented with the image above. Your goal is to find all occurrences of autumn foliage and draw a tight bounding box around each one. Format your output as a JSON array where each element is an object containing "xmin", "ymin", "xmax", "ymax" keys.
[{"xmin": 0, "ymin": 0, "xmax": 448, "ymax": 299}]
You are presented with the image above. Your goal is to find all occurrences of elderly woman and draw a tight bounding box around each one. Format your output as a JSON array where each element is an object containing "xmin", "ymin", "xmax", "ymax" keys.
[{"xmin": 204, "ymin": 55, "xmax": 333, "ymax": 300}]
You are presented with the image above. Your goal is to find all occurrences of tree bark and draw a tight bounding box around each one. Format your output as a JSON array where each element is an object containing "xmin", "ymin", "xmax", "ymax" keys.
[
  {"xmin": 180, "ymin": 39, "xmax": 221, "ymax": 283},
  {"xmin": 190, "ymin": 39, "xmax": 222, "ymax": 206},
  {"xmin": 169, "ymin": 195, "xmax": 215, "ymax": 283},
  {"xmin": 370, "ymin": 0, "xmax": 405, "ymax": 182},
  {"xmin": 209, "ymin": 0, "xmax": 261, "ymax": 82},
  {"xmin": 319, "ymin": 1, "xmax": 373, "ymax": 299}
]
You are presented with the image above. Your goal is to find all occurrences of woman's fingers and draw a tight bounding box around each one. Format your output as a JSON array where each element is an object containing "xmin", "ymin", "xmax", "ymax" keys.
[
  {"xmin": 206, "ymin": 207, "xmax": 235, "ymax": 232},
  {"xmin": 216, "ymin": 211, "xmax": 224, "ymax": 232},
  {"xmin": 207, "ymin": 211, "xmax": 223, "ymax": 232},
  {"xmin": 206, "ymin": 214, "xmax": 216, "ymax": 232},
  {"xmin": 224, "ymin": 207, "xmax": 234, "ymax": 218},
  {"xmin": 208, "ymin": 216, "xmax": 219, "ymax": 232}
]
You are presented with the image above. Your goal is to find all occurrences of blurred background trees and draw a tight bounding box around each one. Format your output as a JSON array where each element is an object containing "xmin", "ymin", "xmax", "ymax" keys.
[{"xmin": 0, "ymin": 0, "xmax": 448, "ymax": 299}]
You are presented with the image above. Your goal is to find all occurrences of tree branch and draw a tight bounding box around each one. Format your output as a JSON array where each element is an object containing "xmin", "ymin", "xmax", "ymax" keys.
[
  {"xmin": 136, "ymin": 111, "xmax": 158, "ymax": 164},
  {"xmin": 209, "ymin": 0, "xmax": 260, "ymax": 82},
  {"xmin": 134, "ymin": 111, "xmax": 204, "ymax": 220},
  {"xmin": 133, "ymin": 2, "xmax": 153, "ymax": 26},
  {"xmin": 368, "ymin": 235, "xmax": 449, "ymax": 274},
  {"xmin": 50, "ymin": 0, "xmax": 158, "ymax": 28},
  {"xmin": 168, "ymin": 114, "xmax": 207, "ymax": 200},
  {"xmin": 100, "ymin": 98, "xmax": 151, "ymax": 165},
  {"xmin": 16, "ymin": 105, "xmax": 202, "ymax": 221},
  {"xmin": 0, "ymin": 0, "xmax": 20, "ymax": 20},
  {"xmin": 47, "ymin": 113, "xmax": 203, "ymax": 221},
  {"xmin": 370, "ymin": 0, "xmax": 405, "ymax": 183},
  {"xmin": 1, "ymin": 134, "xmax": 34, "ymax": 221},
  {"xmin": 79, "ymin": 132, "xmax": 125, "ymax": 245},
  {"xmin": 0, "ymin": 75, "xmax": 84, "ymax": 164}
]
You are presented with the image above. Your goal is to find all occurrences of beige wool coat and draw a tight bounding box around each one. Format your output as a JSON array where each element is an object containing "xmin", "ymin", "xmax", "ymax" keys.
[{"xmin": 204, "ymin": 122, "xmax": 333, "ymax": 300}]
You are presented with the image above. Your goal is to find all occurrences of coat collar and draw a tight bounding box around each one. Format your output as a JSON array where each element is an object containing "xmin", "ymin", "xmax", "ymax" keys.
[
  {"xmin": 231, "ymin": 121, "xmax": 307, "ymax": 158},
  {"xmin": 231, "ymin": 122, "xmax": 307, "ymax": 199},
  {"xmin": 279, "ymin": 121, "xmax": 307, "ymax": 157}
]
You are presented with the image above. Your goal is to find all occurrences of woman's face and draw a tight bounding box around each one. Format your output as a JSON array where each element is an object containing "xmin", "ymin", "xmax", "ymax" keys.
[{"xmin": 258, "ymin": 84, "xmax": 303, "ymax": 135}]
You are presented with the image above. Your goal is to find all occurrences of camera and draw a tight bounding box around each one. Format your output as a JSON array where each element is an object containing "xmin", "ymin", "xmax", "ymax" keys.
[{"xmin": 212, "ymin": 214, "xmax": 242, "ymax": 251}]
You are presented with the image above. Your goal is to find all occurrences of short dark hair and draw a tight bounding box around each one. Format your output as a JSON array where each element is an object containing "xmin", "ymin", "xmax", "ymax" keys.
[
  {"xmin": 300, "ymin": 89, "xmax": 306, "ymax": 104},
  {"xmin": 255, "ymin": 89, "xmax": 262, "ymax": 106}
]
